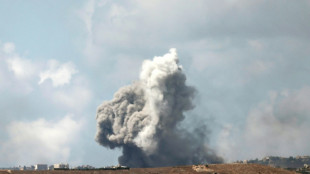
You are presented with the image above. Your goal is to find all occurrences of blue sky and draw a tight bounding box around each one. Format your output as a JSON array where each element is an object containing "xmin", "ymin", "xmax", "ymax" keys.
[{"xmin": 0, "ymin": 0, "xmax": 310, "ymax": 167}]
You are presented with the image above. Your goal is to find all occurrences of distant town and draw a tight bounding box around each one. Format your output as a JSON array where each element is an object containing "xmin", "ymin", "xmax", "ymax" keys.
[
  {"xmin": 236, "ymin": 156, "xmax": 310, "ymax": 168},
  {"xmin": 235, "ymin": 155, "xmax": 310, "ymax": 173},
  {"xmin": 2, "ymin": 163, "xmax": 76, "ymax": 171},
  {"xmin": 0, "ymin": 163, "xmax": 129, "ymax": 171}
]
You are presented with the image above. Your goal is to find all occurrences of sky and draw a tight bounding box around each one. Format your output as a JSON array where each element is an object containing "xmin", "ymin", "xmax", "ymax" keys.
[{"xmin": 0, "ymin": 0, "xmax": 310, "ymax": 167}]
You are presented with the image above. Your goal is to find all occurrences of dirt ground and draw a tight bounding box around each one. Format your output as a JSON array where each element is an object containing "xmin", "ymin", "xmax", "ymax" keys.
[
  {"xmin": 207, "ymin": 164, "xmax": 297, "ymax": 174},
  {"xmin": 0, "ymin": 164, "xmax": 297, "ymax": 174}
]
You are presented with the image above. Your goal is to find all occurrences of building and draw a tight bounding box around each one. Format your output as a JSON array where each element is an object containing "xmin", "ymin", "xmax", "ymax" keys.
[
  {"xmin": 49, "ymin": 165, "xmax": 54, "ymax": 170},
  {"xmin": 54, "ymin": 163, "xmax": 69, "ymax": 170},
  {"xmin": 73, "ymin": 165, "xmax": 95, "ymax": 170},
  {"xmin": 20, "ymin": 165, "xmax": 35, "ymax": 171},
  {"xmin": 35, "ymin": 164, "xmax": 48, "ymax": 171}
]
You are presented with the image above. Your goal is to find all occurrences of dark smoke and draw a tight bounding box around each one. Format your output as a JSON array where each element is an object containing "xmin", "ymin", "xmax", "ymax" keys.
[{"xmin": 96, "ymin": 49, "xmax": 223, "ymax": 167}]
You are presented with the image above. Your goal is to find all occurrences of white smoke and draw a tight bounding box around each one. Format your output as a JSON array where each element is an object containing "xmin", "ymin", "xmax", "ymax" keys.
[
  {"xmin": 96, "ymin": 49, "xmax": 222, "ymax": 167},
  {"xmin": 135, "ymin": 48, "xmax": 181, "ymax": 153}
]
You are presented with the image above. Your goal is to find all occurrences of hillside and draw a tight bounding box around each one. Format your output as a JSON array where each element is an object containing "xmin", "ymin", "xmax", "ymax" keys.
[{"xmin": 0, "ymin": 164, "xmax": 296, "ymax": 174}]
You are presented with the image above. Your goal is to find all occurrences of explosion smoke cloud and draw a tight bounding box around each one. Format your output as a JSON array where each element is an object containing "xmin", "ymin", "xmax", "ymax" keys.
[{"xmin": 96, "ymin": 49, "xmax": 223, "ymax": 167}]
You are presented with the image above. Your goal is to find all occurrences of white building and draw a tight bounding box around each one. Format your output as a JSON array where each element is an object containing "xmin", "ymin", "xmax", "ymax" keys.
[
  {"xmin": 35, "ymin": 164, "xmax": 48, "ymax": 171},
  {"xmin": 54, "ymin": 163, "xmax": 69, "ymax": 170}
]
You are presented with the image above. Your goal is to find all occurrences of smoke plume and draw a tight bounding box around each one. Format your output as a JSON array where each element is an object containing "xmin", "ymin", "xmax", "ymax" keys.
[{"xmin": 96, "ymin": 49, "xmax": 223, "ymax": 167}]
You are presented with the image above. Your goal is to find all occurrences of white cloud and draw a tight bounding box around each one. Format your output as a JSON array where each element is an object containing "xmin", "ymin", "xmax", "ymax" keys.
[
  {"xmin": 191, "ymin": 52, "xmax": 226, "ymax": 72},
  {"xmin": 248, "ymin": 40, "xmax": 263, "ymax": 50},
  {"xmin": 79, "ymin": 0, "xmax": 95, "ymax": 35},
  {"xmin": 0, "ymin": 42, "xmax": 38, "ymax": 94},
  {"xmin": 0, "ymin": 115, "xmax": 83, "ymax": 165},
  {"xmin": 38, "ymin": 74, "xmax": 93, "ymax": 112},
  {"xmin": 0, "ymin": 42, "xmax": 36, "ymax": 80},
  {"xmin": 246, "ymin": 60, "xmax": 273, "ymax": 75},
  {"xmin": 3, "ymin": 42, "xmax": 15, "ymax": 54},
  {"xmin": 216, "ymin": 87, "xmax": 310, "ymax": 161},
  {"xmin": 244, "ymin": 88, "xmax": 310, "ymax": 159},
  {"xmin": 7, "ymin": 57, "xmax": 36, "ymax": 79},
  {"xmin": 39, "ymin": 60, "xmax": 78, "ymax": 87},
  {"xmin": 52, "ymin": 86, "xmax": 92, "ymax": 111},
  {"xmin": 245, "ymin": 92, "xmax": 310, "ymax": 157},
  {"xmin": 78, "ymin": 0, "xmax": 105, "ymax": 62}
]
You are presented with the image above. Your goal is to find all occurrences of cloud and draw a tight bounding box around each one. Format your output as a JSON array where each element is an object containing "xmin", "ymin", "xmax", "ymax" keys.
[
  {"xmin": 191, "ymin": 51, "xmax": 227, "ymax": 72},
  {"xmin": 0, "ymin": 42, "xmax": 38, "ymax": 94},
  {"xmin": 244, "ymin": 88, "xmax": 310, "ymax": 157},
  {"xmin": 3, "ymin": 42, "xmax": 15, "ymax": 54},
  {"xmin": 7, "ymin": 57, "xmax": 36, "ymax": 79},
  {"xmin": 82, "ymin": 0, "xmax": 310, "ymax": 54},
  {"xmin": 1, "ymin": 42, "xmax": 36, "ymax": 80},
  {"xmin": 0, "ymin": 41, "xmax": 91, "ymax": 166},
  {"xmin": 248, "ymin": 40, "xmax": 263, "ymax": 50},
  {"xmin": 216, "ymin": 87, "xmax": 310, "ymax": 161},
  {"xmin": 52, "ymin": 86, "xmax": 92, "ymax": 111},
  {"xmin": 246, "ymin": 59, "xmax": 273, "ymax": 75},
  {"xmin": 39, "ymin": 60, "xmax": 78, "ymax": 87},
  {"xmin": 0, "ymin": 115, "xmax": 83, "ymax": 165},
  {"xmin": 38, "ymin": 72, "xmax": 93, "ymax": 112},
  {"xmin": 79, "ymin": 0, "xmax": 95, "ymax": 34},
  {"xmin": 78, "ymin": 0, "xmax": 104, "ymax": 62},
  {"xmin": 1, "ymin": 42, "xmax": 81, "ymax": 94}
]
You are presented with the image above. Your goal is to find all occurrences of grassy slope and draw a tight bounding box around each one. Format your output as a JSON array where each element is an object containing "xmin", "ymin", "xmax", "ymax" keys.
[{"xmin": 0, "ymin": 164, "xmax": 297, "ymax": 174}]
